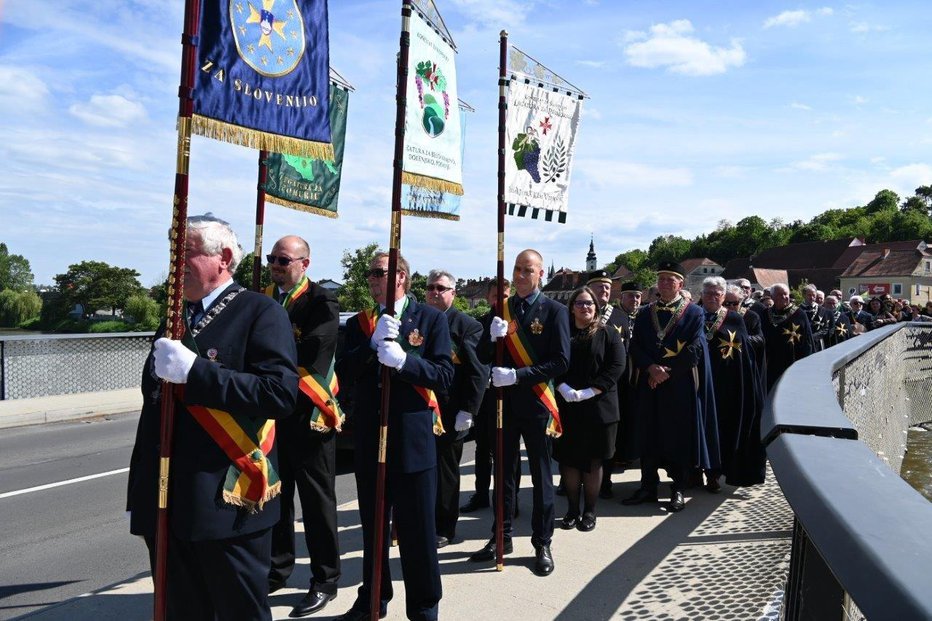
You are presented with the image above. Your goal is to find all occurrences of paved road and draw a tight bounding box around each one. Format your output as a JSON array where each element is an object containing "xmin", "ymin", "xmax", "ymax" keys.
[{"xmin": 0, "ymin": 414, "xmax": 362, "ymax": 620}]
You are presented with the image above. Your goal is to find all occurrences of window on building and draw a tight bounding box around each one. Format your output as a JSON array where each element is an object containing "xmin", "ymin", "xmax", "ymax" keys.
[
  {"xmin": 892, "ymin": 283, "xmax": 903, "ymax": 295},
  {"xmin": 917, "ymin": 284, "xmax": 922, "ymax": 296},
  {"xmin": 926, "ymin": 261, "xmax": 931, "ymax": 272},
  {"xmin": 703, "ymin": 268, "xmax": 707, "ymax": 273}
]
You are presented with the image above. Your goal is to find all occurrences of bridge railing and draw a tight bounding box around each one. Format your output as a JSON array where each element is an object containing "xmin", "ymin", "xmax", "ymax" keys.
[
  {"xmin": 0, "ymin": 332, "xmax": 154, "ymax": 400},
  {"xmin": 763, "ymin": 322, "xmax": 932, "ymax": 620}
]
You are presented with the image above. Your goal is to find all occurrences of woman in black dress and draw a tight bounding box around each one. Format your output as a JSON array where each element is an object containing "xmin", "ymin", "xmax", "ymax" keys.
[{"xmin": 554, "ymin": 287, "xmax": 625, "ymax": 532}]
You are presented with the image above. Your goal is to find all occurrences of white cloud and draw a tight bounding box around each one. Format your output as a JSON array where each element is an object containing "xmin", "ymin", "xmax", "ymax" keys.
[
  {"xmin": 889, "ymin": 163, "xmax": 932, "ymax": 187},
  {"xmin": 576, "ymin": 158, "xmax": 693, "ymax": 188},
  {"xmin": 622, "ymin": 20, "xmax": 746, "ymax": 76},
  {"xmin": 69, "ymin": 94, "xmax": 147, "ymax": 127},
  {"xmin": 850, "ymin": 21, "xmax": 888, "ymax": 33},
  {"xmin": 0, "ymin": 66, "xmax": 50, "ymax": 108},
  {"xmin": 788, "ymin": 152, "xmax": 844, "ymax": 171},
  {"xmin": 763, "ymin": 8, "xmax": 833, "ymax": 29},
  {"xmin": 790, "ymin": 101, "xmax": 812, "ymax": 111},
  {"xmin": 576, "ymin": 60, "xmax": 606, "ymax": 68},
  {"xmin": 581, "ymin": 107, "xmax": 603, "ymax": 120},
  {"xmin": 852, "ymin": 95, "xmax": 867, "ymax": 105},
  {"xmin": 448, "ymin": 0, "xmax": 532, "ymax": 27}
]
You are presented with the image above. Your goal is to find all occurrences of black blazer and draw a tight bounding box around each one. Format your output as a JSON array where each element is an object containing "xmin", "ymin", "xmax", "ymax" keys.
[
  {"xmin": 479, "ymin": 293, "xmax": 570, "ymax": 418},
  {"xmin": 338, "ymin": 295, "xmax": 454, "ymax": 473},
  {"xmin": 437, "ymin": 308, "xmax": 487, "ymax": 434},
  {"xmin": 127, "ymin": 285, "xmax": 299, "ymax": 541},
  {"xmin": 556, "ymin": 326, "xmax": 626, "ymax": 424}
]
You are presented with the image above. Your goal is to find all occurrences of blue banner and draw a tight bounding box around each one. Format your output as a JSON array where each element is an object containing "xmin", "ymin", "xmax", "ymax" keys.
[{"xmin": 192, "ymin": 0, "xmax": 333, "ymax": 159}]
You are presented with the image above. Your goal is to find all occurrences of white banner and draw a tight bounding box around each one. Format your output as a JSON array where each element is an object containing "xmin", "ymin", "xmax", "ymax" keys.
[
  {"xmin": 504, "ymin": 80, "xmax": 583, "ymax": 223},
  {"xmin": 401, "ymin": 11, "xmax": 463, "ymax": 201}
]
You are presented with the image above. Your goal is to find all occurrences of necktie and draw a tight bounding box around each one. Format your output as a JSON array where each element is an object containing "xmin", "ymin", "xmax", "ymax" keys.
[
  {"xmin": 517, "ymin": 298, "xmax": 528, "ymax": 320},
  {"xmin": 189, "ymin": 301, "xmax": 204, "ymax": 328}
]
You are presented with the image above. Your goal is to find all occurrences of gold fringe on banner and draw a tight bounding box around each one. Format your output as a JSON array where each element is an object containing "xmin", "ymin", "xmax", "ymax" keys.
[
  {"xmin": 400, "ymin": 209, "xmax": 460, "ymax": 221},
  {"xmin": 267, "ymin": 195, "xmax": 339, "ymax": 219},
  {"xmin": 401, "ymin": 171, "xmax": 464, "ymax": 195},
  {"xmin": 191, "ymin": 114, "xmax": 335, "ymax": 161}
]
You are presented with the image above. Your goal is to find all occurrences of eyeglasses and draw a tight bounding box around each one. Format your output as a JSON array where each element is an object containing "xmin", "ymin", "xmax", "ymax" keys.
[
  {"xmin": 574, "ymin": 300, "xmax": 595, "ymax": 308},
  {"xmin": 723, "ymin": 301, "xmax": 740, "ymax": 307},
  {"xmin": 426, "ymin": 284, "xmax": 453, "ymax": 293},
  {"xmin": 266, "ymin": 254, "xmax": 306, "ymax": 267},
  {"xmin": 366, "ymin": 268, "xmax": 400, "ymax": 278}
]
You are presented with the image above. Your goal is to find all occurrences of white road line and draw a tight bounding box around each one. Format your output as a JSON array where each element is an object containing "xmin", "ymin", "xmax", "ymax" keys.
[{"xmin": 0, "ymin": 467, "xmax": 130, "ymax": 499}]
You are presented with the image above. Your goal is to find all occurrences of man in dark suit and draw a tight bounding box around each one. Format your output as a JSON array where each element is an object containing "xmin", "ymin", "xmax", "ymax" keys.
[
  {"xmin": 425, "ymin": 269, "xmax": 486, "ymax": 548},
  {"xmin": 469, "ymin": 249, "xmax": 570, "ymax": 577},
  {"xmin": 801, "ymin": 284, "xmax": 832, "ymax": 351},
  {"xmin": 127, "ymin": 214, "xmax": 299, "ymax": 621},
  {"xmin": 265, "ymin": 235, "xmax": 341, "ymax": 617},
  {"xmin": 336, "ymin": 252, "xmax": 453, "ymax": 621}
]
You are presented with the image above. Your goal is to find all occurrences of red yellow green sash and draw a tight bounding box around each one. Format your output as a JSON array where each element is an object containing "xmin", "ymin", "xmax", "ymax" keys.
[
  {"xmin": 185, "ymin": 401, "xmax": 280, "ymax": 512},
  {"xmin": 502, "ymin": 299, "xmax": 562, "ymax": 438},
  {"xmin": 267, "ymin": 278, "xmax": 343, "ymax": 432},
  {"xmin": 357, "ymin": 306, "xmax": 444, "ymax": 435}
]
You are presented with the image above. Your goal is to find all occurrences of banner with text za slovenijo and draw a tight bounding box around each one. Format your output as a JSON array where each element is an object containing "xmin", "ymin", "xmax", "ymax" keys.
[
  {"xmin": 193, "ymin": 0, "xmax": 333, "ymax": 159},
  {"xmin": 264, "ymin": 82, "xmax": 348, "ymax": 218}
]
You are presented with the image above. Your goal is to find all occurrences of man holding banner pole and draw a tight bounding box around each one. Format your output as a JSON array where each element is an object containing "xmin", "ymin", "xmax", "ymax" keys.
[
  {"xmin": 336, "ymin": 252, "xmax": 452, "ymax": 621},
  {"xmin": 469, "ymin": 249, "xmax": 570, "ymax": 576}
]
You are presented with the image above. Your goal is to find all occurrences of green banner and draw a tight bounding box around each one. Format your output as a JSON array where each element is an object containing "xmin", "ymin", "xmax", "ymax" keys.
[{"xmin": 264, "ymin": 83, "xmax": 349, "ymax": 218}]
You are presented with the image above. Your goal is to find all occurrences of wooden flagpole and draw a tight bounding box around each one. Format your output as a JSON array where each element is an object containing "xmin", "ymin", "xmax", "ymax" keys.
[
  {"xmin": 371, "ymin": 0, "xmax": 412, "ymax": 616},
  {"xmin": 154, "ymin": 0, "xmax": 201, "ymax": 618},
  {"xmin": 494, "ymin": 29, "xmax": 508, "ymax": 571},
  {"xmin": 251, "ymin": 150, "xmax": 269, "ymax": 292}
]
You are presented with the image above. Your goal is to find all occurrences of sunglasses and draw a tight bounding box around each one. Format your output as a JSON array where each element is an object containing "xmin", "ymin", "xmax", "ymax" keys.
[
  {"xmin": 366, "ymin": 268, "xmax": 400, "ymax": 278},
  {"xmin": 426, "ymin": 284, "xmax": 453, "ymax": 293},
  {"xmin": 723, "ymin": 301, "xmax": 740, "ymax": 307},
  {"xmin": 266, "ymin": 254, "xmax": 305, "ymax": 267},
  {"xmin": 574, "ymin": 300, "xmax": 595, "ymax": 308}
]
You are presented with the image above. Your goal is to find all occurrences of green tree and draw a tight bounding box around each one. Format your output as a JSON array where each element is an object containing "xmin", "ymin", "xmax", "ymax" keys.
[
  {"xmin": 0, "ymin": 289, "xmax": 42, "ymax": 327},
  {"xmin": 605, "ymin": 249, "xmax": 648, "ymax": 274},
  {"xmin": 124, "ymin": 294, "xmax": 161, "ymax": 329},
  {"xmin": 646, "ymin": 235, "xmax": 691, "ymax": 267},
  {"xmin": 0, "ymin": 243, "xmax": 34, "ymax": 292},
  {"xmin": 233, "ymin": 254, "xmax": 272, "ymax": 291},
  {"xmin": 864, "ymin": 189, "xmax": 900, "ymax": 215},
  {"xmin": 53, "ymin": 260, "xmax": 145, "ymax": 318},
  {"xmin": 338, "ymin": 243, "xmax": 380, "ymax": 312},
  {"xmin": 409, "ymin": 272, "xmax": 427, "ymax": 302}
]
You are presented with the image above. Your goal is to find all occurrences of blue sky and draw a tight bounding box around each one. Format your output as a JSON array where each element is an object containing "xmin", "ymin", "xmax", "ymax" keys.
[{"xmin": 1, "ymin": 1, "xmax": 930, "ymax": 289}]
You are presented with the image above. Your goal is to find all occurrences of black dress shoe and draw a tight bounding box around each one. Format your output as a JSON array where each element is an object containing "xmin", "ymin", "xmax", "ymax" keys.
[
  {"xmin": 621, "ymin": 488, "xmax": 658, "ymax": 505},
  {"xmin": 469, "ymin": 538, "xmax": 512, "ymax": 562},
  {"xmin": 334, "ymin": 609, "xmax": 385, "ymax": 621},
  {"xmin": 560, "ymin": 513, "xmax": 579, "ymax": 530},
  {"xmin": 289, "ymin": 590, "xmax": 336, "ymax": 618},
  {"xmin": 577, "ymin": 513, "xmax": 596, "ymax": 532},
  {"xmin": 534, "ymin": 544, "xmax": 554, "ymax": 576},
  {"xmin": 460, "ymin": 493, "xmax": 490, "ymax": 513},
  {"xmin": 705, "ymin": 473, "xmax": 722, "ymax": 493},
  {"xmin": 669, "ymin": 490, "xmax": 685, "ymax": 513},
  {"xmin": 436, "ymin": 535, "xmax": 451, "ymax": 548}
]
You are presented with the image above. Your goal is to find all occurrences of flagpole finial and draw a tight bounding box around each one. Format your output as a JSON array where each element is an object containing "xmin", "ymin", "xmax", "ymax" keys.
[{"xmin": 500, "ymin": 30, "xmax": 508, "ymax": 38}]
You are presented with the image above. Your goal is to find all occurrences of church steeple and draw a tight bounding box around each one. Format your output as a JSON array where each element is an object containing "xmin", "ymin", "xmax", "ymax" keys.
[{"xmin": 586, "ymin": 235, "xmax": 597, "ymax": 272}]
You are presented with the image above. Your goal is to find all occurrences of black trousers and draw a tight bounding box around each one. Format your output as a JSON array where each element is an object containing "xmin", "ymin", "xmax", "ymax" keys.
[
  {"xmin": 145, "ymin": 528, "xmax": 272, "ymax": 621},
  {"xmin": 269, "ymin": 425, "xmax": 340, "ymax": 594},
  {"xmin": 474, "ymin": 391, "xmax": 522, "ymax": 499},
  {"xmin": 352, "ymin": 464, "xmax": 442, "ymax": 621},
  {"xmin": 435, "ymin": 430, "xmax": 464, "ymax": 540},
  {"xmin": 638, "ymin": 454, "xmax": 689, "ymax": 493},
  {"xmin": 490, "ymin": 400, "xmax": 554, "ymax": 548}
]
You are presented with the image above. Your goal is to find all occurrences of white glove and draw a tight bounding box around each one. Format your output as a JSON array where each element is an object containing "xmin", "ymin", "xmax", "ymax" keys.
[
  {"xmin": 454, "ymin": 411, "xmax": 474, "ymax": 431},
  {"xmin": 153, "ymin": 337, "xmax": 197, "ymax": 384},
  {"xmin": 576, "ymin": 387, "xmax": 597, "ymax": 401},
  {"xmin": 557, "ymin": 382, "xmax": 574, "ymax": 401},
  {"xmin": 371, "ymin": 314, "xmax": 401, "ymax": 349},
  {"xmin": 377, "ymin": 340, "xmax": 407, "ymax": 370},
  {"xmin": 490, "ymin": 316, "xmax": 508, "ymax": 341},
  {"xmin": 491, "ymin": 366, "xmax": 517, "ymax": 387}
]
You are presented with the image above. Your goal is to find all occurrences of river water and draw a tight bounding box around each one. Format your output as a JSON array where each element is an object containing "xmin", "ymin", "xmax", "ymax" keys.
[{"xmin": 901, "ymin": 428, "xmax": 932, "ymax": 501}]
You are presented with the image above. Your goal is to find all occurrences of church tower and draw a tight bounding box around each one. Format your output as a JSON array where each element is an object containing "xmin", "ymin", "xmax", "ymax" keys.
[{"xmin": 586, "ymin": 235, "xmax": 597, "ymax": 272}]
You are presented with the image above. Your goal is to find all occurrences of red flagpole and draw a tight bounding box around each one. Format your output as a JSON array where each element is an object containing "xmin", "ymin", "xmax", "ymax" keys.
[
  {"xmin": 154, "ymin": 0, "xmax": 201, "ymax": 618},
  {"xmin": 371, "ymin": 1, "xmax": 412, "ymax": 617},
  {"xmin": 494, "ymin": 30, "xmax": 509, "ymax": 571},
  {"xmin": 252, "ymin": 150, "xmax": 269, "ymax": 292}
]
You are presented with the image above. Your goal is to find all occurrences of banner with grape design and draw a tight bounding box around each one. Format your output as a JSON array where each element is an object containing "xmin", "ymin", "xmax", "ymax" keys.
[
  {"xmin": 504, "ymin": 80, "xmax": 583, "ymax": 223},
  {"xmin": 400, "ymin": 7, "xmax": 464, "ymax": 218}
]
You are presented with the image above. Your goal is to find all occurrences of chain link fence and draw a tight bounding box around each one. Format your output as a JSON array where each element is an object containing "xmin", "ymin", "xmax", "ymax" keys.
[{"xmin": 0, "ymin": 333, "xmax": 154, "ymax": 400}]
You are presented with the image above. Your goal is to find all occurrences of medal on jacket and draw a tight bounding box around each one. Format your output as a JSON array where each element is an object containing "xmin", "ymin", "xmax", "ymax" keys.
[
  {"xmin": 408, "ymin": 328, "xmax": 425, "ymax": 347},
  {"xmin": 530, "ymin": 318, "xmax": 544, "ymax": 335}
]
